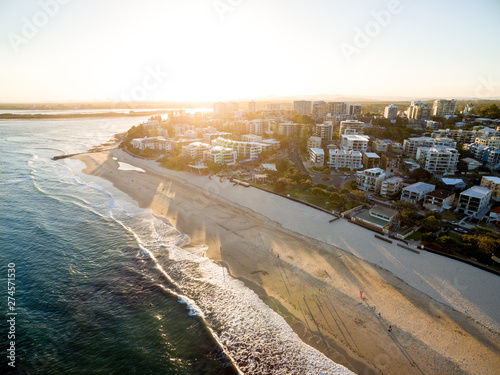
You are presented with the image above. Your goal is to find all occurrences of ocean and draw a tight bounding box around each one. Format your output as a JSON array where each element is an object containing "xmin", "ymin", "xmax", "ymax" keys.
[{"xmin": 0, "ymin": 115, "xmax": 349, "ymax": 375}]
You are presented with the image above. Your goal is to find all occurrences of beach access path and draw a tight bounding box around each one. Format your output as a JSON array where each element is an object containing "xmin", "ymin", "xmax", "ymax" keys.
[{"xmin": 74, "ymin": 149, "xmax": 500, "ymax": 375}]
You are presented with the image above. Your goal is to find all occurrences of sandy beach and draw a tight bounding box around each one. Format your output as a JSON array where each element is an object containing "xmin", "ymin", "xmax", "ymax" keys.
[{"xmin": 73, "ymin": 149, "xmax": 500, "ymax": 375}]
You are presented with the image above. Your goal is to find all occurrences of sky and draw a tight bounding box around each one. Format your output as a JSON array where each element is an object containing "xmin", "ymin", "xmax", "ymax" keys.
[{"xmin": 1, "ymin": 0, "xmax": 500, "ymax": 103}]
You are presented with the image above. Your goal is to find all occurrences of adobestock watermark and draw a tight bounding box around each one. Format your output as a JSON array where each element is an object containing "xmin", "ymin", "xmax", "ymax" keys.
[
  {"xmin": 213, "ymin": 0, "xmax": 244, "ymax": 21},
  {"xmin": 474, "ymin": 74, "xmax": 500, "ymax": 98},
  {"xmin": 7, "ymin": 0, "xmax": 73, "ymax": 54},
  {"xmin": 119, "ymin": 64, "xmax": 170, "ymax": 104},
  {"xmin": 340, "ymin": 0, "xmax": 406, "ymax": 63}
]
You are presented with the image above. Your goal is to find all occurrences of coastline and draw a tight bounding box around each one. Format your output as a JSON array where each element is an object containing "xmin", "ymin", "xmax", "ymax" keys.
[{"xmin": 72, "ymin": 149, "xmax": 500, "ymax": 375}]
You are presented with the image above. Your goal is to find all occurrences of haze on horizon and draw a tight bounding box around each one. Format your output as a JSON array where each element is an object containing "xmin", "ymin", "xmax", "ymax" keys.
[{"xmin": 1, "ymin": 0, "xmax": 499, "ymax": 103}]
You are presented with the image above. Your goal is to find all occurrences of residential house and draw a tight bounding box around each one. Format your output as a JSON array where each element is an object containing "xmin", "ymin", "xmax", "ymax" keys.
[{"xmin": 401, "ymin": 182, "xmax": 436, "ymax": 204}]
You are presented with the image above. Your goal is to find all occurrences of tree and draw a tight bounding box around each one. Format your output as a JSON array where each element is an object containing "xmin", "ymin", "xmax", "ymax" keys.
[
  {"xmin": 276, "ymin": 158, "xmax": 290, "ymax": 174},
  {"xmin": 421, "ymin": 215, "xmax": 440, "ymax": 233},
  {"xmin": 421, "ymin": 232, "xmax": 437, "ymax": 243},
  {"xmin": 457, "ymin": 160, "xmax": 468, "ymax": 174},
  {"xmin": 409, "ymin": 168, "xmax": 433, "ymax": 182},
  {"xmin": 478, "ymin": 237, "xmax": 500, "ymax": 256}
]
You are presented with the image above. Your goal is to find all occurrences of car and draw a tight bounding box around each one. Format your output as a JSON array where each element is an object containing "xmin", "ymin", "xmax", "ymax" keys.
[{"xmin": 451, "ymin": 221, "xmax": 458, "ymax": 226}]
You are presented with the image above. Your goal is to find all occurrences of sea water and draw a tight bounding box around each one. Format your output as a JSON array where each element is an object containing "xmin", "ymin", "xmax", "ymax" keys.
[{"xmin": 0, "ymin": 116, "xmax": 351, "ymax": 374}]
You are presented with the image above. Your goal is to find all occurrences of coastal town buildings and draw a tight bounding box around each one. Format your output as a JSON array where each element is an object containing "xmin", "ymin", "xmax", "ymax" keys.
[
  {"xmin": 416, "ymin": 146, "xmax": 459, "ymax": 173},
  {"xmin": 315, "ymin": 123, "xmax": 333, "ymax": 141},
  {"xmin": 362, "ymin": 152, "xmax": 380, "ymax": 169},
  {"xmin": 407, "ymin": 101, "xmax": 432, "ymax": 121},
  {"xmin": 312, "ymin": 101, "xmax": 329, "ymax": 119},
  {"xmin": 212, "ymin": 137, "xmax": 262, "ymax": 159},
  {"xmin": 350, "ymin": 104, "xmax": 362, "ymax": 116},
  {"xmin": 356, "ymin": 168, "xmax": 386, "ymax": 193},
  {"xmin": 131, "ymin": 136, "xmax": 173, "ymax": 152},
  {"xmin": 401, "ymin": 182, "xmax": 436, "ymax": 204},
  {"xmin": 182, "ymin": 142, "xmax": 211, "ymax": 159},
  {"xmin": 380, "ymin": 151, "xmax": 399, "ymax": 176},
  {"xmin": 480, "ymin": 176, "xmax": 500, "ymax": 201},
  {"xmin": 384, "ymin": 104, "xmax": 398, "ymax": 121},
  {"xmin": 341, "ymin": 134, "xmax": 369, "ymax": 152},
  {"xmin": 307, "ymin": 136, "xmax": 322, "ymax": 150},
  {"xmin": 203, "ymin": 146, "xmax": 237, "ymax": 165},
  {"xmin": 456, "ymin": 186, "xmax": 493, "ymax": 219},
  {"xmin": 339, "ymin": 120, "xmax": 365, "ymax": 135},
  {"xmin": 432, "ymin": 99, "xmax": 457, "ymax": 117},
  {"xmin": 310, "ymin": 148, "xmax": 325, "ymax": 166},
  {"xmin": 423, "ymin": 190, "xmax": 455, "ymax": 212},
  {"xmin": 380, "ymin": 176, "xmax": 403, "ymax": 198},
  {"xmin": 372, "ymin": 139, "xmax": 390, "ymax": 152},
  {"xmin": 328, "ymin": 102, "xmax": 350, "ymax": 115},
  {"xmin": 328, "ymin": 149, "xmax": 363, "ymax": 170},
  {"xmin": 293, "ymin": 100, "xmax": 312, "ymax": 115},
  {"xmin": 278, "ymin": 122, "xmax": 301, "ymax": 137},
  {"xmin": 403, "ymin": 137, "xmax": 436, "ymax": 157}
]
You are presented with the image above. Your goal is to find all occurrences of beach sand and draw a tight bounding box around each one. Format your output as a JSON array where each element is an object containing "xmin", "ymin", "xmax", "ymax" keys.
[{"xmin": 73, "ymin": 149, "xmax": 500, "ymax": 375}]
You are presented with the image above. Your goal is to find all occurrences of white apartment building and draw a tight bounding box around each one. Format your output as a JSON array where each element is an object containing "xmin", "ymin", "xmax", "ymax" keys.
[
  {"xmin": 384, "ymin": 104, "xmax": 398, "ymax": 120},
  {"xmin": 242, "ymin": 134, "xmax": 263, "ymax": 142},
  {"xmin": 380, "ymin": 177, "xmax": 403, "ymax": 198},
  {"xmin": 212, "ymin": 137, "xmax": 262, "ymax": 159},
  {"xmin": 203, "ymin": 146, "xmax": 237, "ymax": 165},
  {"xmin": 248, "ymin": 101, "xmax": 257, "ymax": 113},
  {"xmin": 341, "ymin": 134, "xmax": 369, "ymax": 152},
  {"xmin": 456, "ymin": 186, "xmax": 492, "ymax": 219},
  {"xmin": 315, "ymin": 123, "xmax": 333, "ymax": 140},
  {"xmin": 401, "ymin": 182, "xmax": 436, "ymax": 204},
  {"xmin": 312, "ymin": 101, "xmax": 329, "ymax": 119},
  {"xmin": 329, "ymin": 102, "xmax": 350, "ymax": 115},
  {"xmin": 350, "ymin": 104, "xmax": 362, "ymax": 116},
  {"xmin": 407, "ymin": 101, "xmax": 432, "ymax": 121},
  {"xmin": 307, "ymin": 136, "xmax": 322, "ymax": 150},
  {"xmin": 432, "ymin": 99, "xmax": 457, "ymax": 117},
  {"xmin": 310, "ymin": 148, "xmax": 325, "ymax": 166},
  {"xmin": 182, "ymin": 142, "xmax": 211, "ymax": 159},
  {"xmin": 131, "ymin": 136, "xmax": 173, "ymax": 152},
  {"xmin": 339, "ymin": 120, "xmax": 365, "ymax": 135},
  {"xmin": 480, "ymin": 176, "xmax": 500, "ymax": 201},
  {"xmin": 416, "ymin": 146, "xmax": 459, "ymax": 173},
  {"xmin": 433, "ymin": 137, "xmax": 457, "ymax": 148},
  {"xmin": 278, "ymin": 122, "xmax": 300, "ymax": 137},
  {"xmin": 328, "ymin": 150, "xmax": 363, "ymax": 170},
  {"xmin": 248, "ymin": 119, "xmax": 269, "ymax": 135},
  {"xmin": 475, "ymin": 137, "xmax": 500, "ymax": 148},
  {"xmin": 403, "ymin": 137, "xmax": 438, "ymax": 157},
  {"xmin": 372, "ymin": 139, "xmax": 390, "ymax": 152},
  {"xmin": 356, "ymin": 168, "xmax": 386, "ymax": 193}
]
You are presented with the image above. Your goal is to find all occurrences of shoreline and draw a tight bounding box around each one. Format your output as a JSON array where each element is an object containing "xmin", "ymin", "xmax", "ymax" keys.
[{"xmin": 71, "ymin": 149, "xmax": 500, "ymax": 375}]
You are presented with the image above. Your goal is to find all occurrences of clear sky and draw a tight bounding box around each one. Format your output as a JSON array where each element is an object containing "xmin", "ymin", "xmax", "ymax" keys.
[{"xmin": 1, "ymin": 0, "xmax": 499, "ymax": 103}]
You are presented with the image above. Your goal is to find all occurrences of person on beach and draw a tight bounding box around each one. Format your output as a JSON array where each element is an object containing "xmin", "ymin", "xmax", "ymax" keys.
[
  {"xmin": 388, "ymin": 325, "xmax": 392, "ymax": 332},
  {"xmin": 378, "ymin": 312, "xmax": 381, "ymax": 317},
  {"xmin": 359, "ymin": 291, "xmax": 363, "ymax": 299}
]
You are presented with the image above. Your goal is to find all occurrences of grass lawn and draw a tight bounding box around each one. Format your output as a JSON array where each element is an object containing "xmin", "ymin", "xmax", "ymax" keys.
[{"xmin": 408, "ymin": 229, "xmax": 424, "ymax": 241}]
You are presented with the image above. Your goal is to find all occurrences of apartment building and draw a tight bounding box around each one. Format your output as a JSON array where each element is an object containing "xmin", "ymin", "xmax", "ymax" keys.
[
  {"xmin": 415, "ymin": 146, "xmax": 459, "ymax": 173},
  {"xmin": 315, "ymin": 123, "xmax": 333, "ymax": 141},
  {"xmin": 403, "ymin": 137, "xmax": 436, "ymax": 157},
  {"xmin": 341, "ymin": 134, "xmax": 369, "ymax": 152},
  {"xmin": 432, "ymin": 99, "xmax": 457, "ymax": 117},
  {"xmin": 310, "ymin": 148, "xmax": 325, "ymax": 166},
  {"xmin": 380, "ymin": 177, "xmax": 403, "ymax": 198},
  {"xmin": 384, "ymin": 104, "xmax": 398, "ymax": 120},
  {"xmin": 312, "ymin": 101, "xmax": 329, "ymax": 119},
  {"xmin": 248, "ymin": 119, "xmax": 269, "ymax": 135},
  {"xmin": 423, "ymin": 190, "xmax": 455, "ymax": 212},
  {"xmin": 475, "ymin": 137, "xmax": 500, "ymax": 148},
  {"xmin": 401, "ymin": 182, "xmax": 436, "ymax": 204},
  {"xmin": 293, "ymin": 100, "xmax": 312, "ymax": 115},
  {"xmin": 278, "ymin": 122, "xmax": 301, "ymax": 137},
  {"xmin": 480, "ymin": 176, "xmax": 500, "ymax": 201},
  {"xmin": 182, "ymin": 142, "xmax": 211, "ymax": 159},
  {"xmin": 242, "ymin": 134, "xmax": 263, "ymax": 142},
  {"xmin": 203, "ymin": 146, "xmax": 237, "ymax": 165},
  {"xmin": 372, "ymin": 139, "xmax": 390, "ymax": 152},
  {"xmin": 380, "ymin": 151, "xmax": 400, "ymax": 175},
  {"xmin": 407, "ymin": 101, "xmax": 432, "ymax": 121},
  {"xmin": 307, "ymin": 136, "xmax": 322, "ymax": 150},
  {"xmin": 328, "ymin": 102, "xmax": 350, "ymax": 115},
  {"xmin": 425, "ymin": 120, "xmax": 440, "ymax": 130},
  {"xmin": 356, "ymin": 168, "xmax": 386, "ymax": 193},
  {"xmin": 212, "ymin": 137, "xmax": 262, "ymax": 159},
  {"xmin": 432, "ymin": 129, "xmax": 477, "ymax": 144},
  {"xmin": 131, "ymin": 136, "xmax": 173, "ymax": 152},
  {"xmin": 339, "ymin": 120, "xmax": 365, "ymax": 135},
  {"xmin": 456, "ymin": 186, "xmax": 492, "ymax": 219},
  {"xmin": 362, "ymin": 152, "xmax": 380, "ymax": 169},
  {"xmin": 350, "ymin": 104, "xmax": 362, "ymax": 116},
  {"xmin": 328, "ymin": 150, "xmax": 363, "ymax": 170}
]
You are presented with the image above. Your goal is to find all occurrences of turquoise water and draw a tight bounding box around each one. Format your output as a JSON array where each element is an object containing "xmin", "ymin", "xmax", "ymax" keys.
[{"xmin": 0, "ymin": 116, "xmax": 349, "ymax": 375}]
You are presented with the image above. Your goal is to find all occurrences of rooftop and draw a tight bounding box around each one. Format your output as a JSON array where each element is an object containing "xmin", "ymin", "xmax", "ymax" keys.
[
  {"xmin": 482, "ymin": 176, "xmax": 500, "ymax": 184},
  {"xmin": 425, "ymin": 189, "xmax": 455, "ymax": 199},
  {"xmin": 461, "ymin": 186, "xmax": 492, "ymax": 199},
  {"xmin": 364, "ymin": 152, "xmax": 380, "ymax": 158},
  {"xmin": 403, "ymin": 182, "xmax": 435, "ymax": 193}
]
